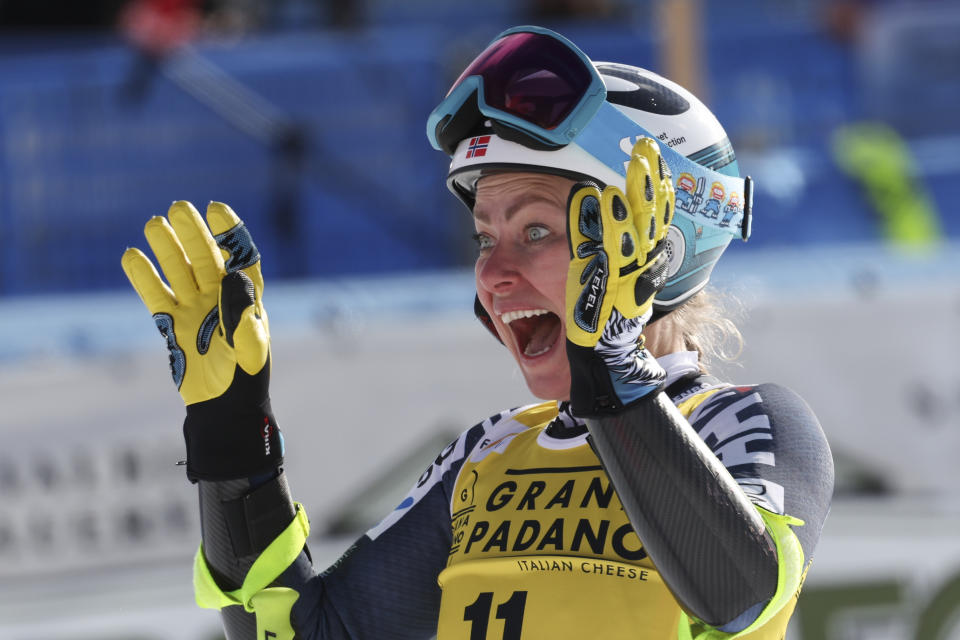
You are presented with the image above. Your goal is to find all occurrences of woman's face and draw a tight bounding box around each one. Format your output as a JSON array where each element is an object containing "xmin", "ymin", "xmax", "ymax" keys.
[{"xmin": 473, "ymin": 172, "xmax": 575, "ymax": 400}]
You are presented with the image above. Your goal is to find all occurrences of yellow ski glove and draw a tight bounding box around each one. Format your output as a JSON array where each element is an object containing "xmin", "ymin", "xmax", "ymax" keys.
[
  {"xmin": 122, "ymin": 201, "xmax": 283, "ymax": 481},
  {"xmin": 565, "ymin": 137, "xmax": 676, "ymax": 416}
]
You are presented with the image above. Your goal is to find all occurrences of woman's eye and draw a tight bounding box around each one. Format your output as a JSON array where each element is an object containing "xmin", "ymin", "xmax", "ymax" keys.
[
  {"xmin": 526, "ymin": 225, "xmax": 550, "ymax": 242},
  {"xmin": 472, "ymin": 233, "xmax": 494, "ymax": 251}
]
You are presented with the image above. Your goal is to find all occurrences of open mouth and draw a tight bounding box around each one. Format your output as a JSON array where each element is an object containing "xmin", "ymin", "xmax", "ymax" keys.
[{"xmin": 501, "ymin": 309, "xmax": 562, "ymax": 358}]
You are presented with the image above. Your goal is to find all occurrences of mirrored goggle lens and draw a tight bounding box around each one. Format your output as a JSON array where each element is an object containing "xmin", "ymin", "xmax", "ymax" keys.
[{"xmin": 448, "ymin": 32, "xmax": 595, "ymax": 131}]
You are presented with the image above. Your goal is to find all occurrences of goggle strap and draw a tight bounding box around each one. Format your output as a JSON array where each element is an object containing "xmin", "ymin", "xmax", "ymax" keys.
[{"xmin": 577, "ymin": 103, "xmax": 751, "ymax": 240}]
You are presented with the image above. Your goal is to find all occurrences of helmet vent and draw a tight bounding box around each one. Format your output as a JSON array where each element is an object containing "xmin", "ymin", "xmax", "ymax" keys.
[
  {"xmin": 597, "ymin": 64, "xmax": 689, "ymax": 116},
  {"xmin": 664, "ymin": 225, "xmax": 685, "ymax": 278}
]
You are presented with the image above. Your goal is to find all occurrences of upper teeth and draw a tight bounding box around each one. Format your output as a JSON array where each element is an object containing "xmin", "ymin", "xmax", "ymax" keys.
[{"xmin": 500, "ymin": 309, "xmax": 549, "ymax": 324}]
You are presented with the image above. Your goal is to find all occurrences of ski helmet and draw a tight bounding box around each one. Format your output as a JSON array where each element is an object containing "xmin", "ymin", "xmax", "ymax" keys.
[{"xmin": 429, "ymin": 27, "xmax": 752, "ymax": 316}]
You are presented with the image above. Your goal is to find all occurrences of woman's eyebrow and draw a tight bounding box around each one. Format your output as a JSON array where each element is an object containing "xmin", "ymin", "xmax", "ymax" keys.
[{"xmin": 473, "ymin": 193, "xmax": 562, "ymax": 223}]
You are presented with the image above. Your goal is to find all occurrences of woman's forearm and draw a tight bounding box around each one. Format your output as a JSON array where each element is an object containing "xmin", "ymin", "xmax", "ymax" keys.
[{"xmin": 586, "ymin": 392, "xmax": 778, "ymax": 627}]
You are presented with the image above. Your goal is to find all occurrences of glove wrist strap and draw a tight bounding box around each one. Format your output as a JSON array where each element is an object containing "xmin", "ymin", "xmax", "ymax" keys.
[
  {"xmin": 183, "ymin": 362, "xmax": 284, "ymax": 482},
  {"xmin": 567, "ymin": 342, "xmax": 664, "ymax": 417}
]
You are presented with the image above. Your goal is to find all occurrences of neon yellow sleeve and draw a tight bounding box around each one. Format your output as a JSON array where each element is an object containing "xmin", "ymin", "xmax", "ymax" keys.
[
  {"xmin": 680, "ymin": 508, "xmax": 807, "ymax": 640},
  {"xmin": 193, "ymin": 503, "xmax": 310, "ymax": 640}
]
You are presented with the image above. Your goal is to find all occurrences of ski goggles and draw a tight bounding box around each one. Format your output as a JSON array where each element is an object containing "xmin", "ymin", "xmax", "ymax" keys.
[
  {"xmin": 428, "ymin": 25, "xmax": 753, "ymax": 240},
  {"xmin": 427, "ymin": 26, "xmax": 606, "ymax": 155}
]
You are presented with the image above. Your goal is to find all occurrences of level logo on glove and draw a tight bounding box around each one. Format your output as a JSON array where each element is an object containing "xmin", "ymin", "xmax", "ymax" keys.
[
  {"xmin": 565, "ymin": 137, "xmax": 675, "ymax": 416},
  {"xmin": 122, "ymin": 202, "xmax": 282, "ymax": 481}
]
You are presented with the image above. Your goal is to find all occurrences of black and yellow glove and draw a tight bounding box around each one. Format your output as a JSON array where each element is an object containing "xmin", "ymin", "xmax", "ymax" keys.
[
  {"xmin": 565, "ymin": 137, "xmax": 675, "ymax": 417},
  {"xmin": 122, "ymin": 201, "xmax": 283, "ymax": 481}
]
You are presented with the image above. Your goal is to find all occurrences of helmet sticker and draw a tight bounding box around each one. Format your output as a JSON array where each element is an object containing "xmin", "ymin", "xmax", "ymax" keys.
[
  {"xmin": 674, "ymin": 173, "xmax": 703, "ymax": 215},
  {"xmin": 673, "ymin": 175, "xmax": 745, "ymax": 234},
  {"xmin": 465, "ymin": 136, "xmax": 491, "ymax": 158},
  {"xmin": 700, "ymin": 182, "xmax": 726, "ymax": 221},
  {"xmin": 721, "ymin": 192, "xmax": 742, "ymax": 230}
]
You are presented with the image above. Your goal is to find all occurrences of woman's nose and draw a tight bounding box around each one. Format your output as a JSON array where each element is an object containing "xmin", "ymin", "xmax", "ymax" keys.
[{"xmin": 476, "ymin": 243, "xmax": 521, "ymax": 293}]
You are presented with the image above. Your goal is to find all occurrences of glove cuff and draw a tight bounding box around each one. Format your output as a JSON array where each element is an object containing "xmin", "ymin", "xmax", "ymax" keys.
[
  {"xmin": 567, "ymin": 341, "xmax": 664, "ymax": 418},
  {"xmin": 183, "ymin": 362, "xmax": 283, "ymax": 482}
]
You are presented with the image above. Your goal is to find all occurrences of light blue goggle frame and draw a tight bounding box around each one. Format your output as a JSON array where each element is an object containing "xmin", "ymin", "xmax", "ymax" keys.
[{"xmin": 426, "ymin": 25, "xmax": 608, "ymax": 152}]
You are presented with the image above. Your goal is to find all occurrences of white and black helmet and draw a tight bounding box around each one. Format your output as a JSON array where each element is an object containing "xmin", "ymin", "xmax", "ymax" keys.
[{"xmin": 445, "ymin": 63, "xmax": 752, "ymax": 315}]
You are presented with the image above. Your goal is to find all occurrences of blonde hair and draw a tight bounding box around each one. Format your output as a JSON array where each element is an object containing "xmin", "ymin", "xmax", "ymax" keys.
[{"xmin": 646, "ymin": 289, "xmax": 744, "ymax": 373}]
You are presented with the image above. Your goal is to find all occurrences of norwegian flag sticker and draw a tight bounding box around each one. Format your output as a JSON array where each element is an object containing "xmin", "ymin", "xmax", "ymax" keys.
[{"xmin": 465, "ymin": 136, "xmax": 491, "ymax": 158}]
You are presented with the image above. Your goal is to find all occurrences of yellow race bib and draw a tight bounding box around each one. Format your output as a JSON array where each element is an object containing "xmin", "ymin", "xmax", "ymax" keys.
[
  {"xmin": 437, "ymin": 394, "xmax": 799, "ymax": 640},
  {"xmin": 439, "ymin": 401, "xmax": 689, "ymax": 639},
  {"xmin": 438, "ymin": 555, "xmax": 679, "ymax": 639}
]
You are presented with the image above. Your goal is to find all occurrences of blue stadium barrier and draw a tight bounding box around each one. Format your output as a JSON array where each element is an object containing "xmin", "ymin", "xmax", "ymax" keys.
[
  {"xmin": 0, "ymin": 16, "xmax": 957, "ymax": 298},
  {"xmin": 0, "ymin": 29, "xmax": 458, "ymax": 296}
]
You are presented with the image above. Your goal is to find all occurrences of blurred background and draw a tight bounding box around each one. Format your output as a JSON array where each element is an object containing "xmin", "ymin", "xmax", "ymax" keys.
[{"xmin": 0, "ymin": 0, "xmax": 959, "ymax": 638}]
